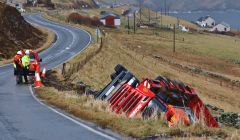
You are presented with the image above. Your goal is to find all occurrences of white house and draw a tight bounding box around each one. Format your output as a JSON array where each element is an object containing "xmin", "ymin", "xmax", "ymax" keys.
[
  {"xmin": 100, "ymin": 12, "xmax": 121, "ymax": 26},
  {"xmin": 210, "ymin": 22, "xmax": 231, "ymax": 32},
  {"xmin": 178, "ymin": 24, "xmax": 189, "ymax": 32},
  {"xmin": 196, "ymin": 16, "xmax": 215, "ymax": 28}
]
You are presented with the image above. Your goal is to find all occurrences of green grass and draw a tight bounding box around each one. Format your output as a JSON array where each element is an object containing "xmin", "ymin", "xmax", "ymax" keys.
[{"xmin": 50, "ymin": 8, "xmax": 240, "ymax": 61}]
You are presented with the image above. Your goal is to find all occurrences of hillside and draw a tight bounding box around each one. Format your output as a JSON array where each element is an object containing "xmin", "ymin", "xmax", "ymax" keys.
[
  {"xmin": 97, "ymin": 0, "xmax": 240, "ymax": 11},
  {"xmin": 51, "ymin": 0, "xmax": 97, "ymax": 9},
  {"xmin": 0, "ymin": 2, "xmax": 44, "ymax": 59}
]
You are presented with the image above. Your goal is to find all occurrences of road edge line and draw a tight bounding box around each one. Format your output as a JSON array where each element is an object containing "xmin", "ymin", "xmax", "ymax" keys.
[{"xmin": 29, "ymin": 86, "xmax": 116, "ymax": 140}]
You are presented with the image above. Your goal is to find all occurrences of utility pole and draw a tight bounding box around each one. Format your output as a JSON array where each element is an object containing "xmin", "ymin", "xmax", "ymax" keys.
[
  {"xmin": 167, "ymin": 6, "xmax": 170, "ymax": 15},
  {"xmin": 160, "ymin": 8, "xmax": 163, "ymax": 28},
  {"xmin": 139, "ymin": 0, "xmax": 142, "ymax": 22},
  {"xmin": 128, "ymin": 16, "xmax": 130, "ymax": 34},
  {"xmin": 173, "ymin": 24, "xmax": 176, "ymax": 53},
  {"xmin": 134, "ymin": 12, "xmax": 136, "ymax": 34},
  {"xmin": 155, "ymin": 11, "xmax": 158, "ymax": 21},
  {"xmin": 177, "ymin": 17, "xmax": 180, "ymax": 27},
  {"xmin": 148, "ymin": 8, "xmax": 150, "ymax": 24},
  {"xmin": 164, "ymin": 0, "xmax": 166, "ymax": 15}
]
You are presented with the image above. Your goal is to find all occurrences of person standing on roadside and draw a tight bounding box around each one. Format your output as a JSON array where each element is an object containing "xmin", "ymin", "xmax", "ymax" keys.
[
  {"xmin": 21, "ymin": 49, "xmax": 30, "ymax": 83},
  {"xmin": 13, "ymin": 50, "xmax": 24, "ymax": 83}
]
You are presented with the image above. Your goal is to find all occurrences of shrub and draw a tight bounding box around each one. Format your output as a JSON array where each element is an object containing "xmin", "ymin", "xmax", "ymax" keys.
[{"xmin": 67, "ymin": 12, "xmax": 102, "ymax": 27}]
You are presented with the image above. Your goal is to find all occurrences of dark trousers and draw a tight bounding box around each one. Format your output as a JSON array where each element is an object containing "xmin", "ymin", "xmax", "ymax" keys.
[
  {"xmin": 16, "ymin": 66, "xmax": 23, "ymax": 83},
  {"xmin": 23, "ymin": 67, "xmax": 29, "ymax": 83}
]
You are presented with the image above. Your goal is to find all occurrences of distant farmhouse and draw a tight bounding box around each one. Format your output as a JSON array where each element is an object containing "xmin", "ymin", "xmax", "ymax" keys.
[
  {"xmin": 100, "ymin": 11, "xmax": 121, "ymax": 26},
  {"xmin": 210, "ymin": 22, "xmax": 231, "ymax": 32},
  {"xmin": 196, "ymin": 15, "xmax": 231, "ymax": 32},
  {"xmin": 196, "ymin": 15, "xmax": 215, "ymax": 28},
  {"xmin": 122, "ymin": 7, "xmax": 139, "ymax": 17}
]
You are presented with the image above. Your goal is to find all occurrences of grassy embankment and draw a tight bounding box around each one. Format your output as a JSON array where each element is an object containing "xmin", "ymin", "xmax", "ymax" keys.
[
  {"xmin": 40, "ymin": 6, "xmax": 240, "ymax": 112},
  {"xmin": 36, "ymin": 86, "xmax": 235, "ymax": 139},
  {"xmin": 31, "ymin": 4, "xmax": 240, "ymax": 138}
]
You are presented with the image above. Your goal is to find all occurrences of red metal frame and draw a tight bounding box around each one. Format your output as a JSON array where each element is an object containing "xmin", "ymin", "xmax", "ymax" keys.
[{"xmin": 108, "ymin": 78, "xmax": 219, "ymax": 128}]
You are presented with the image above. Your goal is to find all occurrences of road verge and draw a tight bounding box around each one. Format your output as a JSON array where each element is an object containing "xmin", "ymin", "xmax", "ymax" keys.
[{"xmin": 34, "ymin": 82, "xmax": 231, "ymax": 139}]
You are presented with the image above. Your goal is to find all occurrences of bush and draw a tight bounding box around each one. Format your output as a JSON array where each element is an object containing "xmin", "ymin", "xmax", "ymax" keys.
[
  {"xmin": 37, "ymin": 0, "xmax": 55, "ymax": 9},
  {"xmin": 67, "ymin": 12, "xmax": 102, "ymax": 27}
]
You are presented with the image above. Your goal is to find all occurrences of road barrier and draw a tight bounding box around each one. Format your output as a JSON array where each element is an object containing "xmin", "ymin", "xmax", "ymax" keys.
[
  {"xmin": 34, "ymin": 65, "xmax": 42, "ymax": 88},
  {"xmin": 41, "ymin": 64, "xmax": 46, "ymax": 78}
]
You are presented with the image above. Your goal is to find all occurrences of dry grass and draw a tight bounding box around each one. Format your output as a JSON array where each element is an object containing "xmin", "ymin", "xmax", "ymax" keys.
[
  {"xmin": 64, "ymin": 30, "xmax": 240, "ymax": 113},
  {"xmin": 26, "ymin": 6, "xmax": 240, "ymax": 138},
  {"xmin": 110, "ymin": 28, "xmax": 240, "ymax": 79},
  {"xmin": 35, "ymin": 86, "xmax": 235, "ymax": 139},
  {"xmin": 40, "ymin": 8, "xmax": 240, "ymax": 78}
]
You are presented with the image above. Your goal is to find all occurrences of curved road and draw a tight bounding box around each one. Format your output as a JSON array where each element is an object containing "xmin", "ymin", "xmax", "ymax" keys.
[{"xmin": 0, "ymin": 14, "xmax": 118, "ymax": 140}]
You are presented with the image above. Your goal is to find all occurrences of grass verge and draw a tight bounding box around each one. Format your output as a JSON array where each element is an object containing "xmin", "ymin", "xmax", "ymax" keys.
[{"xmin": 35, "ymin": 86, "xmax": 236, "ymax": 139}]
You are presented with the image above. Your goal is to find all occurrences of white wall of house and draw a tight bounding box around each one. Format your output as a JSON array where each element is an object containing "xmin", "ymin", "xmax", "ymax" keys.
[
  {"xmin": 100, "ymin": 19, "xmax": 106, "ymax": 25},
  {"xmin": 205, "ymin": 17, "xmax": 215, "ymax": 27},
  {"xmin": 210, "ymin": 24, "xmax": 231, "ymax": 32},
  {"xmin": 197, "ymin": 17, "xmax": 215, "ymax": 28},
  {"xmin": 114, "ymin": 19, "xmax": 121, "ymax": 26},
  {"xmin": 100, "ymin": 19, "xmax": 121, "ymax": 26}
]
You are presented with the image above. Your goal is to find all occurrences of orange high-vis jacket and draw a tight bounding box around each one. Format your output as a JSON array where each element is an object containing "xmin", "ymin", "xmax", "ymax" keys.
[
  {"xmin": 13, "ymin": 54, "xmax": 23, "ymax": 67},
  {"xmin": 165, "ymin": 105, "xmax": 191, "ymax": 127}
]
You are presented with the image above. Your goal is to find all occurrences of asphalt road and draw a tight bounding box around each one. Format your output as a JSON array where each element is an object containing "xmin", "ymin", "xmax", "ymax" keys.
[{"xmin": 0, "ymin": 13, "xmax": 118, "ymax": 140}]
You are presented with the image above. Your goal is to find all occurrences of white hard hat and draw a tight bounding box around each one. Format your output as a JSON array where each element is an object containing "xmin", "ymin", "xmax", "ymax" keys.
[
  {"xmin": 17, "ymin": 51, "xmax": 22, "ymax": 55},
  {"xmin": 25, "ymin": 49, "xmax": 30, "ymax": 55}
]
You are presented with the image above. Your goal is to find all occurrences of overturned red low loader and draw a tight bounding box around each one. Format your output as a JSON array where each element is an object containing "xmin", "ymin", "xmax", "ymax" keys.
[{"xmin": 108, "ymin": 78, "xmax": 219, "ymax": 127}]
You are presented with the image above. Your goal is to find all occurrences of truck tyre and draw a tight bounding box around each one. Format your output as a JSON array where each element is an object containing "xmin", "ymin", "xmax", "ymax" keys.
[
  {"xmin": 114, "ymin": 64, "xmax": 127, "ymax": 74},
  {"xmin": 110, "ymin": 73, "xmax": 117, "ymax": 80}
]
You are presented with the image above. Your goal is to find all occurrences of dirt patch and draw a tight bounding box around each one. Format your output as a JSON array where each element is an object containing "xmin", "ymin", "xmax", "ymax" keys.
[{"xmin": 0, "ymin": 2, "xmax": 44, "ymax": 59}]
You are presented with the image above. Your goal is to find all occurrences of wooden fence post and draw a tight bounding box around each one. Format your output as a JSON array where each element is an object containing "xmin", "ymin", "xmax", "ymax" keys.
[{"xmin": 62, "ymin": 63, "xmax": 66, "ymax": 76}]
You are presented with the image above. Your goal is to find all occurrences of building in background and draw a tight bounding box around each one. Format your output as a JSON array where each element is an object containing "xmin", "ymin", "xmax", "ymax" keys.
[
  {"xmin": 196, "ymin": 15, "xmax": 215, "ymax": 28},
  {"xmin": 100, "ymin": 11, "xmax": 121, "ymax": 26},
  {"xmin": 210, "ymin": 22, "xmax": 231, "ymax": 32}
]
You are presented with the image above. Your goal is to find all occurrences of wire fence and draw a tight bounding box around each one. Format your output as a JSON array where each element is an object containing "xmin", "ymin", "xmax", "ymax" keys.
[{"xmin": 61, "ymin": 37, "xmax": 104, "ymax": 78}]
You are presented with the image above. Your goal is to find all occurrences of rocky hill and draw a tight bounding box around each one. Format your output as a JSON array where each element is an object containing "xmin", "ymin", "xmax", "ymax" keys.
[{"xmin": 0, "ymin": 2, "xmax": 44, "ymax": 59}]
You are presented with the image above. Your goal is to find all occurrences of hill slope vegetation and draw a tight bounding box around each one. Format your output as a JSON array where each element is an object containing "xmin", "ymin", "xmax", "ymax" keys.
[
  {"xmin": 97, "ymin": 0, "xmax": 240, "ymax": 11},
  {"xmin": 0, "ymin": 2, "xmax": 44, "ymax": 59}
]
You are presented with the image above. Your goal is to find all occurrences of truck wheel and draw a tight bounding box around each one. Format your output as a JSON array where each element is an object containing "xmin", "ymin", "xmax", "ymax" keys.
[
  {"xmin": 114, "ymin": 64, "xmax": 127, "ymax": 74},
  {"xmin": 110, "ymin": 73, "xmax": 117, "ymax": 80}
]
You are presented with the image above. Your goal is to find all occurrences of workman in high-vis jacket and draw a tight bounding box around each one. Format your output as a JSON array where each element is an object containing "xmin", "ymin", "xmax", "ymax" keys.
[
  {"xmin": 21, "ymin": 50, "xmax": 31, "ymax": 83},
  {"xmin": 13, "ymin": 50, "xmax": 24, "ymax": 83},
  {"xmin": 13, "ymin": 50, "xmax": 23, "ymax": 71}
]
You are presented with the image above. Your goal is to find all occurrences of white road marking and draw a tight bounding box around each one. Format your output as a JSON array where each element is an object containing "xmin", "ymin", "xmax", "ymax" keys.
[
  {"xmin": 29, "ymin": 86, "xmax": 116, "ymax": 140},
  {"xmin": 25, "ymin": 14, "xmax": 117, "ymax": 140},
  {"xmin": 1, "ymin": 14, "xmax": 107, "ymax": 139}
]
